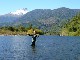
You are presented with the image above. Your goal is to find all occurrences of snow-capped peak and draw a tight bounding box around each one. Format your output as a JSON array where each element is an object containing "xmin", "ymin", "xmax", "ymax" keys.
[{"xmin": 10, "ymin": 8, "xmax": 28, "ymax": 15}]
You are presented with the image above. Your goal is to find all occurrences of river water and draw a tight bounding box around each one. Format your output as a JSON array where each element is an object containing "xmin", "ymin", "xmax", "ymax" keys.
[{"xmin": 0, "ymin": 35, "xmax": 80, "ymax": 60}]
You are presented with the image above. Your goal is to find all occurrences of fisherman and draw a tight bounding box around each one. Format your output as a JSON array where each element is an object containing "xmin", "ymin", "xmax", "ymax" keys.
[{"xmin": 31, "ymin": 30, "xmax": 39, "ymax": 46}]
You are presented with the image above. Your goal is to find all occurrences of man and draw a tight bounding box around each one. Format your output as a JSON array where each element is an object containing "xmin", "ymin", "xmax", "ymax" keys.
[
  {"xmin": 31, "ymin": 30, "xmax": 39, "ymax": 46},
  {"xmin": 31, "ymin": 35, "xmax": 37, "ymax": 46}
]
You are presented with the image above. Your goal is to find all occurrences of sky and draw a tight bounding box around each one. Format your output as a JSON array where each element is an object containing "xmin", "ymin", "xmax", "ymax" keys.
[{"xmin": 0, "ymin": 0, "xmax": 80, "ymax": 15}]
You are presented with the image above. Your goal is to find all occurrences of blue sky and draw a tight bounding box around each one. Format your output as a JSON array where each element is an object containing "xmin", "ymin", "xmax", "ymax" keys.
[{"xmin": 0, "ymin": 0, "xmax": 80, "ymax": 15}]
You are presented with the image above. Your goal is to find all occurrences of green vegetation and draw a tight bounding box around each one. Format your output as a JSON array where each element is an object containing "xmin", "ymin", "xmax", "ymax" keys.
[
  {"xmin": 0, "ymin": 25, "xmax": 44, "ymax": 35},
  {"xmin": 61, "ymin": 13, "xmax": 80, "ymax": 36}
]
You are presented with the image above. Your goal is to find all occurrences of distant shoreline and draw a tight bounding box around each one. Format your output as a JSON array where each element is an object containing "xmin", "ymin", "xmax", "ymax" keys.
[
  {"xmin": 0, "ymin": 34, "xmax": 27, "ymax": 36},
  {"xmin": 0, "ymin": 34, "xmax": 41, "ymax": 36}
]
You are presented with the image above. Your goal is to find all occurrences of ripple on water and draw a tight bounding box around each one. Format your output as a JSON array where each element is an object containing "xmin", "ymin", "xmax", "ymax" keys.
[{"xmin": 0, "ymin": 36, "xmax": 80, "ymax": 60}]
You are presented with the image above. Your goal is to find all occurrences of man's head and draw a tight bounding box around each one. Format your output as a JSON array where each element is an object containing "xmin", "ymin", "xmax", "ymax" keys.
[{"xmin": 33, "ymin": 30, "xmax": 36, "ymax": 34}]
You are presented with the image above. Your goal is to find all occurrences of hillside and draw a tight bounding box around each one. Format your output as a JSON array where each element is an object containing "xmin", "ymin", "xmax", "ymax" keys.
[
  {"xmin": 61, "ymin": 13, "xmax": 80, "ymax": 36},
  {"xmin": 0, "ymin": 7, "xmax": 80, "ymax": 35},
  {"xmin": 15, "ymin": 7, "xmax": 80, "ymax": 34}
]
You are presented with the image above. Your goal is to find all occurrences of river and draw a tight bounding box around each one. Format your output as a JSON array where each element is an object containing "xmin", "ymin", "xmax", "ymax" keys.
[{"xmin": 0, "ymin": 35, "xmax": 80, "ymax": 60}]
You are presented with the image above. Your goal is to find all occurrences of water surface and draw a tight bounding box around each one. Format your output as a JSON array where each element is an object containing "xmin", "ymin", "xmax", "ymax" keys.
[{"xmin": 0, "ymin": 36, "xmax": 80, "ymax": 60}]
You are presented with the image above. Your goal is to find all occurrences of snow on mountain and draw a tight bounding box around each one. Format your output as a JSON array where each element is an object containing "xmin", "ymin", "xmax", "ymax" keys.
[{"xmin": 10, "ymin": 8, "xmax": 28, "ymax": 15}]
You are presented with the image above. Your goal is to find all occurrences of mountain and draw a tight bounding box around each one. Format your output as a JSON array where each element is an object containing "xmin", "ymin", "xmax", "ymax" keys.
[
  {"xmin": 17, "ymin": 7, "xmax": 80, "ymax": 24},
  {"xmin": 0, "ymin": 7, "xmax": 80, "ymax": 34},
  {"xmin": 14, "ymin": 7, "xmax": 80, "ymax": 33},
  {"xmin": 0, "ymin": 8, "xmax": 28, "ymax": 24}
]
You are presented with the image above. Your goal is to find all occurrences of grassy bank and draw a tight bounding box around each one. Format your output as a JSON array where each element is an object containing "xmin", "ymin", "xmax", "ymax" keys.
[{"xmin": 0, "ymin": 26, "xmax": 44, "ymax": 35}]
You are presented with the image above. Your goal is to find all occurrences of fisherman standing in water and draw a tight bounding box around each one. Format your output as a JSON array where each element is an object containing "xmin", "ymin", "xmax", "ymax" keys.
[
  {"xmin": 27, "ymin": 29, "xmax": 39, "ymax": 46},
  {"xmin": 31, "ymin": 30, "xmax": 39, "ymax": 46}
]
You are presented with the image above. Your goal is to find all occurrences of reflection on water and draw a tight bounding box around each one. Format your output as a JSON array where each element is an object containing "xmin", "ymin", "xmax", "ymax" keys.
[
  {"xmin": 0, "ymin": 36, "xmax": 80, "ymax": 60},
  {"xmin": 31, "ymin": 46, "xmax": 36, "ymax": 53}
]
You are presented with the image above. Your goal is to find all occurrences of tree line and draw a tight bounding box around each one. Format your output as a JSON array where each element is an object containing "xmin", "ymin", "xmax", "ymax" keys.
[{"xmin": 0, "ymin": 24, "xmax": 44, "ymax": 35}]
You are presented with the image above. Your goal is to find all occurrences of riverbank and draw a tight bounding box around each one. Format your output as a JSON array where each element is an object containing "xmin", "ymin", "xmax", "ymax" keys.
[
  {"xmin": 0, "ymin": 31, "xmax": 42, "ymax": 36},
  {"xmin": 0, "ymin": 27, "xmax": 44, "ymax": 36}
]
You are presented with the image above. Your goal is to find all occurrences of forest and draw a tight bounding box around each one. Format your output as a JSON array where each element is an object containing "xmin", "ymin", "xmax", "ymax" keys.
[{"xmin": 61, "ymin": 13, "xmax": 80, "ymax": 36}]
